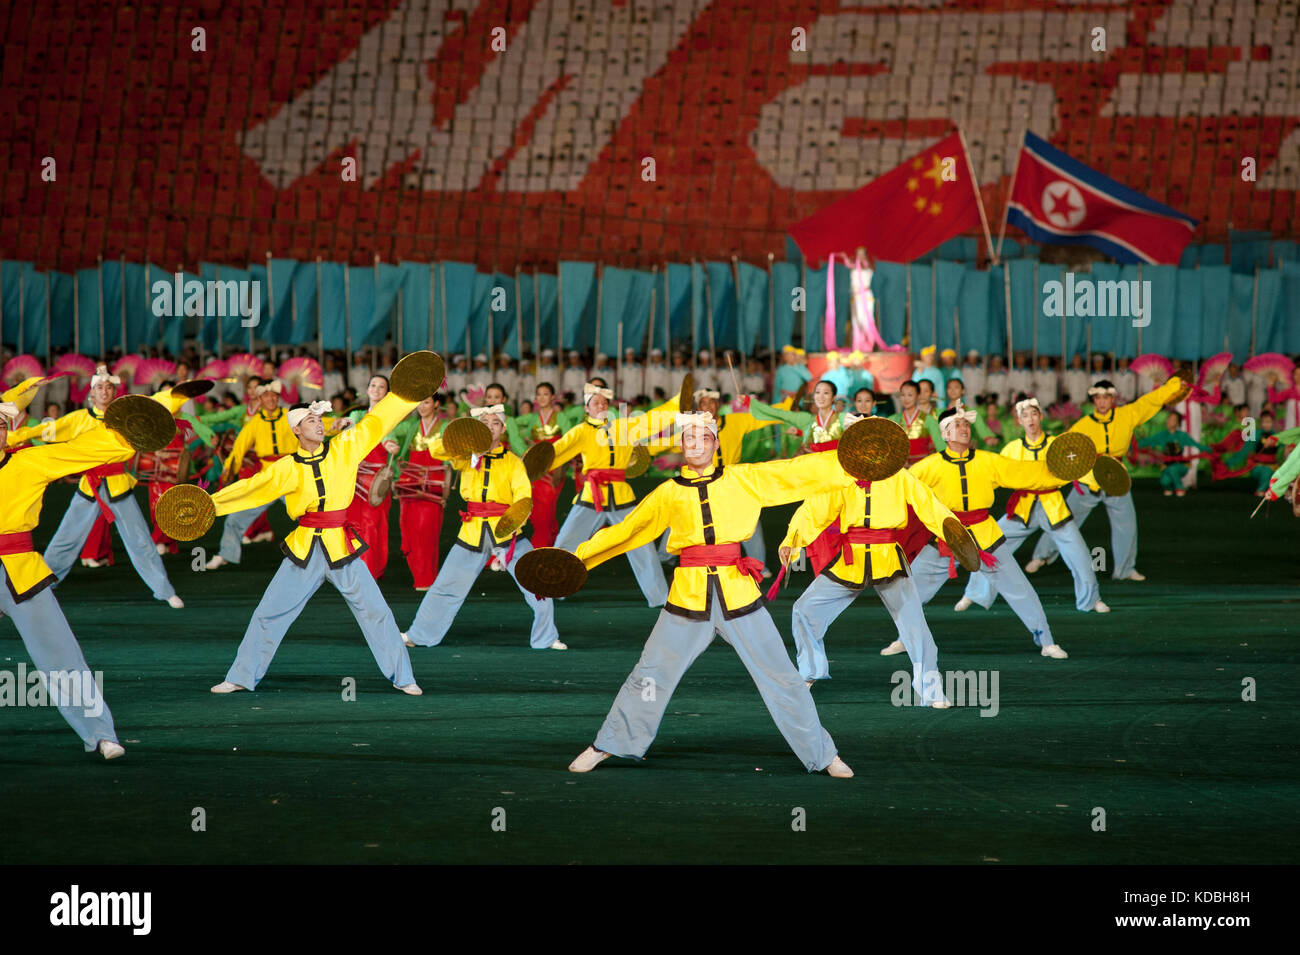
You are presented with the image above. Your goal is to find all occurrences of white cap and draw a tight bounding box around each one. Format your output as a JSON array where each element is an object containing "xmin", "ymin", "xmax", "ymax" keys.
[{"xmin": 287, "ymin": 400, "xmax": 331, "ymax": 430}]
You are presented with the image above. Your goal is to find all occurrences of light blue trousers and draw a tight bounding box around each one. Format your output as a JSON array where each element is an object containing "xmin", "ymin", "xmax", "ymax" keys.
[
  {"xmin": 223, "ymin": 546, "xmax": 415, "ymax": 690},
  {"xmin": 912, "ymin": 544, "xmax": 1056, "ymax": 648},
  {"xmin": 406, "ymin": 535, "xmax": 558, "ymax": 649},
  {"xmin": 218, "ymin": 503, "xmax": 272, "ymax": 564},
  {"xmin": 45, "ymin": 488, "xmax": 176, "ymax": 601},
  {"xmin": 963, "ymin": 505, "xmax": 1100, "ymax": 611},
  {"xmin": 555, "ymin": 503, "xmax": 668, "ymax": 607},
  {"xmin": 1, "ymin": 567, "xmax": 118, "ymax": 751},
  {"xmin": 791, "ymin": 572, "xmax": 944, "ymax": 703},
  {"xmin": 1030, "ymin": 486, "xmax": 1138, "ymax": 579},
  {"xmin": 592, "ymin": 600, "xmax": 838, "ymax": 772}
]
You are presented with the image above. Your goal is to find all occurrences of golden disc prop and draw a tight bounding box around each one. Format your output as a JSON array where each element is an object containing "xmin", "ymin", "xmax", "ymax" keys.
[
  {"xmin": 103, "ymin": 395, "xmax": 176, "ymax": 453},
  {"xmin": 1092, "ymin": 455, "xmax": 1131, "ymax": 496},
  {"xmin": 514, "ymin": 547, "xmax": 587, "ymax": 599},
  {"xmin": 522, "ymin": 440, "xmax": 555, "ymax": 482},
  {"xmin": 678, "ymin": 372, "xmax": 696, "ymax": 413},
  {"xmin": 941, "ymin": 517, "xmax": 981, "ymax": 572},
  {"xmin": 1045, "ymin": 431, "xmax": 1097, "ymax": 483},
  {"xmin": 154, "ymin": 485, "xmax": 216, "ymax": 542},
  {"xmin": 836, "ymin": 417, "xmax": 909, "ymax": 482},
  {"xmin": 441, "ymin": 416, "xmax": 493, "ymax": 457},
  {"xmin": 494, "ymin": 498, "xmax": 533, "ymax": 539},
  {"xmin": 173, "ymin": 379, "xmax": 214, "ymax": 399},
  {"xmin": 368, "ymin": 462, "xmax": 395, "ymax": 506},
  {"xmin": 390, "ymin": 351, "xmax": 446, "ymax": 401},
  {"xmin": 624, "ymin": 443, "xmax": 652, "ymax": 479}
]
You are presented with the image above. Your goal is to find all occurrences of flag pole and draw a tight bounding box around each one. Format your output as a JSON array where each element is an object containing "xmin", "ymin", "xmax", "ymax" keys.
[
  {"xmin": 956, "ymin": 126, "xmax": 996, "ymax": 266},
  {"xmin": 994, "ymin": 128, "xmax": 1026, "ymax": 264},
  {"xmin": 1002, "ymin": 261, "xmax": 1014, "ymax": 372}
]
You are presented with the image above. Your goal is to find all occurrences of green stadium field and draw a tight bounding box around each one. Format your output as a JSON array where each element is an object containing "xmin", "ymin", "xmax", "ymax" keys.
[{"xmin": 2, "ymin": 480, "xmax": 1296, "ymax": 865}]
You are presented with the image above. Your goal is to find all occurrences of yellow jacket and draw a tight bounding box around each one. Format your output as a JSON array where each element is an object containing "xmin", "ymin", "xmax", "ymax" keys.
[
  {"xmin": 782, "ymin": 465, "xmax": 958, "ymax": 588},
  {"xmin": 549, "ymin": 396, "xmax": 679, "ymax": 509},
  {"xmin": 209, "ymin": 393, "xmax": 417, "ymax": 568},
  {"xmin": 0, "ymin": 427, "xmax": 138, "ymax": 601},
  {"xmin": 1070, "ymin": 377, "xmax": 1183, "ymax": 491},
  {"xmin": 223, "ymin": 407, "xmax": 298, "ymax": 480},
  {"xmin": 425, "ymin": 443, "xmax": 532, "ymax": 549},
  {"xmin": 6, "ymin": 407, "xmax": 138, "ymax": 500},
  {"xmin": 574, "ymin": 452, "xmax": 842, "ymax": 619},
  {"xmin": 999, "ymin": 435, "xmax": 1072, "ymax": 527},
  {"xmin": 910, "ymin": 447, "xmax": 1061, "ymax": 551}
]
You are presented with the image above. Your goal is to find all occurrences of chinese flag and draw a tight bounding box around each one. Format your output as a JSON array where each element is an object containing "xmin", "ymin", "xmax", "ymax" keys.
[{"xmin": 788, "ymin": 131, "xmax": 983, "ymax": 264}]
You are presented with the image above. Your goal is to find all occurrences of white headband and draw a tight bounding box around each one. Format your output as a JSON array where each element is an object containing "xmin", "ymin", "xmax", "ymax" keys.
[
  {"xmin": 90, "ymin": 364, "xmax": 121, "ymax": 387},
  {"xmin": 1088, "ymin": 384, "xmax": 1117, "ymax": 396},
  {"xmin": 844, "ymin": 412, "xmax": 870, "ymax": 428},
  {"xmin": 0, "ymin": 401, "xmax": 21, "ymax": 426},
  {"xmin": 693, "ymin": 389, "xmax": 721, "ymax": 401},
  {"xmin": 1014, "ymin": 397, "xmax": 1041, "ymax": 417},
  {"xmin": 939, "ymin": 401, "xmax": 978, "ymax": 441},
  {"xmin": 470, "ymin": 404, "xmax": 505, "ymax": 420},
  {"xmin": 257, "ymin": 380, "xmax": 283, "ymax": 396},
  {"xmin": 676, "ymin": 411, "xmax": 719, "ymax": 436},
  {"xmin": 287, "ymin": 400, "xmax": 331, "ymax": 430},
  {"xmin": 584, "ymin": 382, "xmax": 613, "ymax": 402}
]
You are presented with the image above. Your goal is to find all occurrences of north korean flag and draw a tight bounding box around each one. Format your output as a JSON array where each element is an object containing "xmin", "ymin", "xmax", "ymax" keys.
[{"xmin": 1006, "ymin": 132, "xmax": 1198, "ymax": 265}]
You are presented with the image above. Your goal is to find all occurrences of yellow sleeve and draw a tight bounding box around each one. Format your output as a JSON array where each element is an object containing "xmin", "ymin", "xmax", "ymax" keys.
[
  {"xmin": 900, "ymin": 468, "xmax": 960, "ymax": 537},
  {"xmin": 573, "ymin": 482, "xmax": 671, "ymax": 569},
  {"xmin": 781, "ymin": 491, "xmax": 842, "ymax": 551},
  {"xmin": 734, "ymin": 450, "xmax": 852, "ymax": 507},
  {"xmin": 7, "ymin": 411, "xmax": 86, "ymax": 447},
  {"xmin": 224, "ymin": 417, "xmax": 258, "ymax": 479},
  {"xmin": 1121, "ymin": 376, "xmax": 1184, "ymax": 429},
  {"xmin": 987, "ymin": 454, "xmax": 1060, "ymax": 491},
  {"xmin": 19, "ymin": 426, "xmax": 136, "ymax": 482},
  {"xmin": 549, "ymin": 423, "xmax": 586, "ymax": 470},
  {"xmin": 211, "ymin": 458, "xmax": 296, "ymax": 517},
  {"xmin": 330, "ymin": 393, "xmax": 419, "ymax": 472},
  {"xmin": 622, "ymin": 394, "xmax": 680, "ymax": 444}
]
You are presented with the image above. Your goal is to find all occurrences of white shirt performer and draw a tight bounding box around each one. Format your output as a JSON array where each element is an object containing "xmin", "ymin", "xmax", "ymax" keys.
[
  {"xmin": 560, "ymin": 412, "xmax": 854, "ymax": 778},
  {"xmin": 206, "ymin": 354, "xmax": 442, "ymax": 696}
]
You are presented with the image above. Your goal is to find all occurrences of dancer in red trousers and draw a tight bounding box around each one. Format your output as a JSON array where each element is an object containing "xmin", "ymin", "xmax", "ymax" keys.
[
  {"xmin": 346, "ymin": 374, "xmax": 400, "ymax": 580},
  {"xmin": 393, "ymin": 394, "xmax": 452, "ymax": 590}
]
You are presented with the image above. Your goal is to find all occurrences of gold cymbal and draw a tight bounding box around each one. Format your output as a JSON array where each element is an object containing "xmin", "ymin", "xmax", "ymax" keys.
[
  {"xmin": 1092, "ymin": 455, "xmax": 1131, "ymax": 496},
  {"xmin": 494, "ymin": 498, "xmax": 533, "ymax": 539},
  {"xmin": 522, "ymin": 441, "xmax": 555, "ymax": 482},
  {"xmin": 836, "ymin": 417, "xmax": 909, "ymax": 482},
  {"xmin": 390, "ymin": 351, "xmax": 446, "ymax": 401},
  {"xmin": 154, "ymin": 484, "xmax": 216, "ymax": 542},
  {"xmin": 624, "ymin": 444, "xmax": 652, "ymax": 479},
  {"xmin": 103, "ymin": 395, "xmax": 176, "ymax": 453},
  {"xmin": 678, "ymin": 372, "xmax": 695, "ymax": 413},
  {"xmin": 1046, "ymin": 431, "xmax": 1097, "ymax": 482},
  {"xmin": 514, "ymin": 546, "xmax": 587, "ymax": 598},
  {"xmin": 942, "ymin": 517, "xmax": 981, "ymax": 572},
  {"xmin": 173, "ymin": 379, "xmax": 214, "ymax": 399},
  {"xmin": 442, "ymin": 416, "xmax": 493, "ymax": 457}
]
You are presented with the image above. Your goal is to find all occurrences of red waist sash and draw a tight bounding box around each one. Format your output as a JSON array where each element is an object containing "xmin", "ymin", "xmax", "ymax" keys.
[
  {"xmin": 1005, "ymin": 488, "xmax": 1056, "ymax": 518},
  {"xmin": 678, "ymin": 542, "xmax": 764, "ymax": 585},
  {"xmin": 840, "ymin": 526, "xmax": 901, "ymax": 565},
  {"xmin": 808, "ymin": 440, "xmax": 839, "ymax": 453},
  {"xmin": 84, "ymin": 462, "xmax": 128, "ymax": 522},
  {"xmin": 460, "ymin": 501, "xmax": 509, "ymax": 522},
  {"xmin": 582, "ymin": 468, "xmax": 627, "ymax": 512},
  {"xmin": 297, "ymin": 508, "xmax": 362, "ymax": 553},
  {"xmin": 0, "ymin": 531, "xmax": 35, "ymax": 556}
]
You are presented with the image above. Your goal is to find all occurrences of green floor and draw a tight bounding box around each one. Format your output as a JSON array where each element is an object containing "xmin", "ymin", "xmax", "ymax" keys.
[{"xmin": 2, "ymin": 480, "xmax": 1297, "ymax": 864}]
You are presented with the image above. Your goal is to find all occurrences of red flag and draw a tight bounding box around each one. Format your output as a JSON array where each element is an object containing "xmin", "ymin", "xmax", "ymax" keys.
[{"xmin": 788, "ymin": 132, "xmax": 983, "ymax": 264}]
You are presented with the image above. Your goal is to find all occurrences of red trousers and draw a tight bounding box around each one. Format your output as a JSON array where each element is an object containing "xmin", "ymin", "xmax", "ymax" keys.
[
  {"xmin": 82, "ymin": 513, "xmax": 114, "ymax": 564},
  {"xmin": 148, "ymin": 481, "xmax": 179, "ymax": 554},
  {"xmin": 530, "ymin": 476, "xmax": 561, "ymax": 548},
  {"xmin": 347, "ymin": 492, "xmax": 391, "ymax": 580},
  {"xmin": 399, "ymin": 498, "xmax": 445, "ymax": 589}
]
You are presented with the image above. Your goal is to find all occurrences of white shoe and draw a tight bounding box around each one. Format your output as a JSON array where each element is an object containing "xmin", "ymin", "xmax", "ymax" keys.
[
  {"xmin": 1123, "ymin": 570, "xmax": 1146, "ymax": 581},
  {"xmin": 204, "ymin": 555, "xmax": 228, "ymax": 571},
  {"xmin": 805, "ymin": 679, "xmax": 815, "ymax": 689},
  {"xmin": 954, "ymin": 596, "xmax": 973, "ymax": 611},
  {"xmin": 80, "ymin": 558, "xmax": 103, "ymax": 568},
  {"xmin": 156, "ymin": 543, "xmax": 168, "ymax": 556},
  {"xmin": 395, "ymin": 683, "xmax": 423, "ymax": 696},
  {"xmin": 826, "ymin": 755, "xmax": 854, "ymax": 778},
  {"xmin": 401, "ymin": 632, "xmax": 415, "ymax": 648},
  {"xmin": 210, "ymin": 681, "xmax": 247, "ymax": 693},
  {"xmin": 166, "ymin": 595, "xmax": 184, "ymax": 609},
  {"xmin": 931, "ymin": 699, "xmax": 953, "ymax": 709},
  {"xmin": 880, "ymin": 640, "xmax": 906, "ymax": 656},
  {"xmin": 548, "ymin": 640, "xmax": 568, "ymax": 650},
  {"xmin": 1092, "ymin": 600, "xmax": 1111, "ymax": 613},
  {"xmin": 1040, "ymin": 644, "xmax": 1069, "ymax": 659},
  {"xmin": 761, "ymin": 568, "xmax": 772, "ymax": 580},
  {"xmin": 98, "ymin": 740, "xmax": 125, "ymax": 760},
  {"xmin": 568, "ymin": 745, "xmax": 611, "ymax": 773},
  {"xmin": 1024, "ymin": 558, "xmax": 1044, "ymax": 574},
  {"xmin": 250, "ymin": 531, "xmax": 274, "ymax": 543}
]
